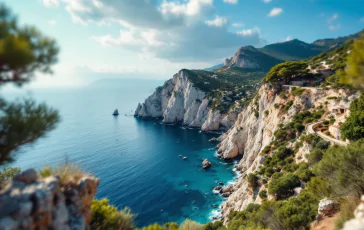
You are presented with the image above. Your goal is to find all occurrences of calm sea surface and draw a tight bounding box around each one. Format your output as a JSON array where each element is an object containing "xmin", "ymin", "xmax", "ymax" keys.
[{"xmin": 4, "ymin": 80, "xmax": 238, "ymax": 227}]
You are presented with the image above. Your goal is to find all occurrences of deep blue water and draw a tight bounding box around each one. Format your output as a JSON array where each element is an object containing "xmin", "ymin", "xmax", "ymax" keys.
[{"xmin": 3, "ymin": 81, "xmax": 238, "ymax": 227}]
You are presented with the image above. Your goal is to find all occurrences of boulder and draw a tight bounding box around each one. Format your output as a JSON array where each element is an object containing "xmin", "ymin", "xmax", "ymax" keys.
[
  {"xmin": 318, "ymin": 198, "xmax": 339, "ymax": 216},
  {"xmin": 13, "ymin": 169, "xmax": 38, "ymax": 184},
  {"xmin": 202, "ymin": 159, "xmax": 212, "ymax": 169},
  {"xmin": 214, "ymin": 186, "xmax": 222, "ymax": 191},
  {"xmin": 219, "ymin": 182, "xmax": 224, "ymax": 185}
]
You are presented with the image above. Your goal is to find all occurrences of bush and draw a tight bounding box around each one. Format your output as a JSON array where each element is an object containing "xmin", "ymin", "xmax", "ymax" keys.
[
  {"xmin": 322, "ymin": 120, "xmax": 330, "ymax": 125},
  {"xmin": 313, "ymin": 141, "xmax": 364, "ymax": 198},
  {"xmin": 327, "ymin": 96, "xmax": 338, "ymax": 100},
  {"xmin": 284, "ymin": 101, "xmax": 294, "ymax": 111},
  {"xmin": 179, "ymin": 219, "xmax": 203, "ymax": 230},
  {"xmin": 340, "ymin": 95, "xmax": 364, "ymax": 141},
  {"xmin": 264, "ymin": 110, "xmax": 269, "ymax": 116},
  {"xmin": 91, "ymin": 199, "xmax": 134, "ymax": 230},
  {"xmin": 268, "ymin": 173, "xmax": 300, "ymax": 200},
  {"xmin": 307, "ymin": 149, "xmax": 324, "ymax": 165},
  {"xmin": 274, "ymin": 103, "xmax": 280, "ymax": 109},
  {"xmin": 259, "ymin": 190, "xmax": 268, "ymax": 199},
  {"xmin": 314, "ymin": 140, "xmax": 330, "ymax": 149},
  {"xmin": 247, "ymin": 173, "xmax": 259, "ymax": 189},
  {"xmin": 39, "ymin": 163, "xmax": 87, "ymax": 185},
  {"xmin": 279, "ymin": 91, "xmax": 286, "ymax": 99},
  {"xmin": 0, "ymin": 167, "xmax": 21, "ymax": 185},
  {"xmin": 294, "ymin": 123, "xmax": 305, "ymax": 132},
  {"xmin": 204, "ymin": 221, "xmax": 223, "ymax": 230},
  {"xmin": 292, "ymin": 87, "xmax": 305, "ymax": 97}
]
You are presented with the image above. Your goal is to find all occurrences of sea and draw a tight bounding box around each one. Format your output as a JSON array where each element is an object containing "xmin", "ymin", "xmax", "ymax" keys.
[{"xmin": 3, "ymin": 79, "xmax": 239, "ymax": 227}]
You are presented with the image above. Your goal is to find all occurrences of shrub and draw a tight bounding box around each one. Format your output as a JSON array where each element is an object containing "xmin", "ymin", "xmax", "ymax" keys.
[
  {"xmin": 279, "ymin": 91, "xmax": 286, "ymax": 99},
  {"xmin": 322, "ymin": 120, "xmax": 330, "ymax": 126},
  {"xmin": 294, "ymin": 123, "xmax": 305, "ymax": 132},
  {"xmin": 329, "ymin": 118, "xmax": 336, "ymax": 125},
  {"xmin": 314, "ymin": 140, "xmax": 330, "ymax": 150},
  {"xmin": 247, "ymin": 173, "xmax": 259, "ymax": 189},
  {"xmin": 264, "ymin": 167, "xmax": 275, "ymax": 178},
  {"xmin": 340, "ymin": 95, "xmax": 364, "ymax": 141},
  {"xmin": 313, "ymin": 141, "xmax": 364, "ymax": 198},
  {"xmin": 0, "ymin": 167, "xmax": 21, "ymax": 184},
  {"xmin": 307, "ymin": 149, "xmax": 324, "ymax": 166},
  {"xmin": 264, "ymin": 110, "xmax": 269, "ymax": 116},
  {"xmin": 179, "ymin": 219, "xmax": 203, "ymax": 230},
  {"xmin": 91, "ymin": 199, "xmax": 134, "ymax": 230},
  {"xmin": 327, "ymin": 96, "xmax": 338, "ymax": 100},
  {"xmin": 268, "ymin": 173, "xmax": 300, "ymax": 200},
  {"xmin": 324, "ymin": 131, "xmax": 331, "ymax": 136},
  {"xmin": 204, "ymin": 221, "xmax": 223, "ymax": 230},
  {"xmin": 274, "ymin": 103, "xmax": 280, "ymax": 109},
  {"xmin": 284, "ymin": 101, "xmax": 294, "ymax": 111},
  {"xmin": 292, "ymin": 87, "xmax": 305, "ymax": 97},
  {"xmin": 259, "ymin": 190, "xmax": 268, "ymax": 199}
]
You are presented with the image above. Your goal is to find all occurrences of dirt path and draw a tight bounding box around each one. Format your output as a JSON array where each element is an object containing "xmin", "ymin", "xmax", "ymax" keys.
[{"xmin": 311, "ymin": 213, "xmax": 339, "ymax": 230}]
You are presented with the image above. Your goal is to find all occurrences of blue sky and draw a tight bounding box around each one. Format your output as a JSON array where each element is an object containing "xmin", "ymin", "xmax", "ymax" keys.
[{"xmin": 3, "ymin": 0, "xmax": 364, "ymax": 87}]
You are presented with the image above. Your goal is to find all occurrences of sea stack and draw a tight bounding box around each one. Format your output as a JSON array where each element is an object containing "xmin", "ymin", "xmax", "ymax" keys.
[
  {"xmin": 113, "ymin": 109, "xmax": 119, "ymax": 116},
  {"xmin": 202, "ymin": 159, "xmax": 212, "ymax": 169}
]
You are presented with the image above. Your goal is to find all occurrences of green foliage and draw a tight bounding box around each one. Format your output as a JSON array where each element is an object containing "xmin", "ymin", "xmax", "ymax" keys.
[
  {"xmin": 322, "ymin": 120, "xmax": 330, "ymax": 125},
  {"xmin": 264, "ymin": 62, "xmax": 309, "ymax": 84},
  {"xmin": 0, "ymin": 99, "xmax": 60, "ymax": 164},
  {"xmin": 91, "ymin": 199, "xmax": 134, "ymax": 230},
  {"xmin": 264, "ymin": 110, "xmax": 269, "ymax": 116},
  {"xmin": 259, "ymin": 190, "xmax": 267, "ymax": 199},
  {"xmin": 268, "ymin": 173, "xmax": 300, "ymax": 200},
  {"xmin": 340, "ymin": 38, "xmax": 364, "ymax": 90},
  {"xmin": 314, "ymin": 141, "xmax": 364, "ymax": 198},
  {"xmin": 179, "ymin": 219, "xmax": 203, "ymax": 230},
  {"xmin": 247, "ymin": 173, "xmax": 259, "ymax": 189},
  {"xmin": 327, "ymin": 96, "xmax": 338, "ymax": 100},
  {"xmin": 203, "ymin": 221, "xmax": 223, "ymax": 230},
  {"xmin": 283, "ymin": 100, "xmax": 294, "ymax": 111},
  {"xmin": 0, "ymin": 167, "xmax": 20, "ymax": 184},
  {"xmin": 274, "ymin": 103, "xmax": 279, "ymax": 109},
  {"xmin": 340, "ymin": 94, "xmax": 364, "ymax": 141},
  {"xmin": 0, "ymin": 4, "xmax": 59, "ymax": 166},
  {"xmin": 307, "ymin": 149, "xmax": 324, "ymax": 166},
  {"xmin": 0, "ymin": 4, "xmax": 59, "ymax": 84},
  {"xmin": 291, "ymin": 87, "xmax": 305, "ymax": 97}
]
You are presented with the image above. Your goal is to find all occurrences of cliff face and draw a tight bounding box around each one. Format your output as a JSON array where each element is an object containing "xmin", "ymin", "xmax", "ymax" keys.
[
  {"xmin": 217, "ymin": 84, "xmax": 357, "ymax": 220},
  {"xmin": 135, "ymin": 70, "xmax": 238, "ymax": 131}
]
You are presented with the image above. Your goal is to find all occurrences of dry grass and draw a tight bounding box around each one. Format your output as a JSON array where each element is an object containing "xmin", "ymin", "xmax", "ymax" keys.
[
  {"xmin": 334, "ymin": 196, "xmax": 360, "ymax": 230},
  {"xmin": 39, "ymin": 163, "xmax": 88, "ymax": 184}
]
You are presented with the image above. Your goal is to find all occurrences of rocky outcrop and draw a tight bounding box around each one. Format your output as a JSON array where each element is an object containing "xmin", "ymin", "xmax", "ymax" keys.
[
  {"xmin": 202, "ymin": 159, "xmax": 212, "ymax": 169},
  {"xmin": 135, "ymin": 70, "xmax": 237, "ymax": 131},
  {"xmin": 0, "ymin": 169, "xmax": 99, "ymax": 229},
  {"xmin": 318, "ymin": 198, "xmax": 339, "ymax": 216},
  {"xmin": 218, "ymin": 85, "xmax": 358, "ymax": 221}
]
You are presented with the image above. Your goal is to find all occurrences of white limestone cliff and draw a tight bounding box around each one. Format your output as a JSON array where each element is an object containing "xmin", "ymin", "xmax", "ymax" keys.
[
  {"xmin": 135, "ymin": 70, "xmax": 237, "ymax": 131},
  {"xmin": 217, "ymin": 84, "xmax": 358, "ymax": 221}
]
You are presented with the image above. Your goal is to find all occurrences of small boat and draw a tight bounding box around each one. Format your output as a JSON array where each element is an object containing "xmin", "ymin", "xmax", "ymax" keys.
[
  {"xmin": 113, "ymin": 109, "xmax": 119, "ymax": 116},
  {"xmin": 182, "ymin": 157, "xmax": 188, "ymax": 160}
]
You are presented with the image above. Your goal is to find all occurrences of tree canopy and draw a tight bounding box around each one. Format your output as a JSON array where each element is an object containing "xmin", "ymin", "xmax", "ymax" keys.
[
  {"xmin": 264, "ymin": 61, "xmax": 309, "ymax": 84},
  {"xmin": 340, "ymin": 38, "xmax": 364, "ymax": 90},
  {"xmin": 340, "ymin": 94, "xmax": 364, "ymax": 141},
  {"xmin": 0, "ymin": 4, "xmax": 60, "ymax": 165}
]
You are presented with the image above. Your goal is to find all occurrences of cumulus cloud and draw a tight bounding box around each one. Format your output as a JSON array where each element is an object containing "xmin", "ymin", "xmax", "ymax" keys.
[
  {"xmin": 263, "ymin": 0, "xmax": 272, "ymax": 3},
  {"xmin": 43, "ymin": 0, "xmax": 59, "ymax": 8},
  {"xmin": 268, "ymin": 8, "xmax": 283, "ymax": 17},
  {"xmin": 205, "ymin": 16, "xmax": 228, "ymax": 27},
  {"xmin": 327, "ymin": 13, "xmax": 340, "ymax": 31},
  {"xmin": 328, "ymin": 13, "xmax": 339, "ymax": 23},
  {"xmin": 48, "ymin": 0, "xmax": 264, "ymax": 62},
  {"xmin": 223, "ymin": 0, "xmax": 238, "ymax": 4}
]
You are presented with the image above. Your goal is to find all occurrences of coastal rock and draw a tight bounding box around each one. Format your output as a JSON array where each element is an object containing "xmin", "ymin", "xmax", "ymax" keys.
[
  {"xmin": 0, "ymin": 168, "xmax": 99, "ymax": 229},
  {"xmin": 134, "ymin": 70, "xmax": 237, "ymax": 131},
  {"xmin": 318, "ymin": 198, "xmax": 339, "ymax": 216},
  {"xmin": 214, "ymin": 186, "xmax": 222, "ymax": 191},
  {"xmin": 202, "ymin": 159, "xmax": 212, "ymax": 169}
]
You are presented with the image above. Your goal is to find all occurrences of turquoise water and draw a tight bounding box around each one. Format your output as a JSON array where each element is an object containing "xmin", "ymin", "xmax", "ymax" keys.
[{"xmin": 4, "ymin": 81, "xmax": 238, "ymax": 227}]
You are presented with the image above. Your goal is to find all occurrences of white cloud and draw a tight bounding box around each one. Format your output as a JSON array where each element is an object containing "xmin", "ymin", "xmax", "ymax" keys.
[
  {"xmin": 43, "ymin": 0, "xmax": 59, "ymax": 8},
  {"xmin": 268, "ymin": 8, "xmax": 283, "ymax": 17},
  {"xmin": 328, "ymin": 13, "xmax": 339, "ymax": 23},
  {"xmin": 205, "ymin": 16, "xmax": 228, "ymax": 27},
  {"xmin": 285, "ymin": 36, "xmax": 292, "ymax": 41},
  {"xmin": 223, "ymin": 0, "xmax": 238, "ymax": 4},
  {"xmin": 48, "ymin": 20, "xmax": 57, "ymax": 25},
  {"xmin": 236, "ymin": 27, "xmax": 261, "ymax": 36},
  {"xmin": 47, "ymin": 0, "xmax": 264, "ymax": 62},
  {"xmin": 329, "ymin": 24, "xmax": 341, "ymax": 31},
  {"xmin": 232, "ymin": 23, "xmax": 244, "ymax": 27},
  {"xmin": 263, "ymin": 0, "xmax": 272, "ymax": 3}
]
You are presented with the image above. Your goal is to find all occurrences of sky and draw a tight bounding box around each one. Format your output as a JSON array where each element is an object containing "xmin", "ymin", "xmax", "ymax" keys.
[{"xmin": 3, "ymin": 0, "xmax": 364, "ymax": 88}]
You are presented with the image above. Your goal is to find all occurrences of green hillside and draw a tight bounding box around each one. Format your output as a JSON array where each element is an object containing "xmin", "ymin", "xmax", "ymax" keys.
[{"xmin": 259, "ymin": 39, "xmax": 326, "ymax": 61}]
